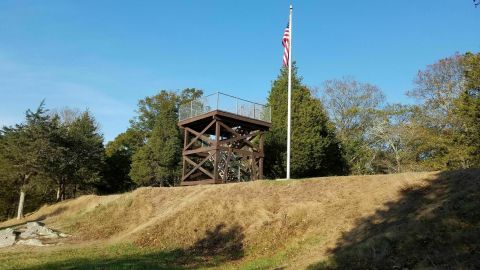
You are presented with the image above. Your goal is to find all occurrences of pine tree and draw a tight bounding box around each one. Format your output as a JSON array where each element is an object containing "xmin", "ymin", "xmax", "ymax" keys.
[
  {"xmin": 44, "ymin": 110, "xmax": 105, "ymax": 201},
  {"xmin": 68, "ymin": 111, "xmax": 105, "ymax": 196},
  {"xmin": 264, "ymin": 64, "xmax": 348, "ymax": 178},
  {"xmin": 0, "ymin": 147, "xmax": 18, "ymax": 221},
  {"xmin": 0, "ymin": 102, "xmax": 51, "ymax": 219}
]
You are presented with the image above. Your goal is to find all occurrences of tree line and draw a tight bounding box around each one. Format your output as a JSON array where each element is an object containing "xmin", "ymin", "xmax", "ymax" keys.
[{"xmin": 0, "ymin": 52, "xmax": 478, "ymax": 221}]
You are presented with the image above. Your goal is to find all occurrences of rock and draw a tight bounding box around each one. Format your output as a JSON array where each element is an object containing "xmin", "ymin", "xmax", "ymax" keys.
[
  {"xmin": 16, "ymin": 239, "xmax": 44, "ymax": 246},
  {"xmin": 19, "ymin": 222, "xmax": 59, "ymax": 239},
  {"xmin": 0, "ymin": 228, "xmax": 16, "ymax": 248}
]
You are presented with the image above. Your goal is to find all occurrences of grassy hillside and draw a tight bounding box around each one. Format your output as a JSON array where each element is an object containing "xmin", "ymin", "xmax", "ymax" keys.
[{"xmin": 1, "ymin": 169, "xmax": 479, "ymax": 269}]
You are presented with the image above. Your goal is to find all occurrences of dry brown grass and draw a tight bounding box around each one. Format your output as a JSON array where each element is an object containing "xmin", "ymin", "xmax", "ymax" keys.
[{"xmin": 0, "ymin": 171, "xmax": 447, "ymax": 269}]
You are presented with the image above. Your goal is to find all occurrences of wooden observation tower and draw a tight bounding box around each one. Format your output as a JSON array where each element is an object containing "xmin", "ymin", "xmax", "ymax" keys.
[{"xmin": 178, "ymin": 92, "xmax": 271, "ymax": 185}]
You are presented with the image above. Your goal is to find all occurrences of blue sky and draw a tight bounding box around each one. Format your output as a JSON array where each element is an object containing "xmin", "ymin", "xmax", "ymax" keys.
[{"xmin": 0, "ymin": 1, "xmax": 478, "ymax": 142}]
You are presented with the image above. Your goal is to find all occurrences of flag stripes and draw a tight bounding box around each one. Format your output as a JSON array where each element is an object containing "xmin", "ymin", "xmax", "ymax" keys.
[{"xmin": 282, "ymin": 24, "xmax": 290, "ymax": 67}]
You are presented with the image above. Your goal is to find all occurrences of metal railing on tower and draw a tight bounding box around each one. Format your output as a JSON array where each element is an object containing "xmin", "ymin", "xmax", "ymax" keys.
[{"xmin": 179, "ymin": 92, "xmax": 271, "ymax": 123}]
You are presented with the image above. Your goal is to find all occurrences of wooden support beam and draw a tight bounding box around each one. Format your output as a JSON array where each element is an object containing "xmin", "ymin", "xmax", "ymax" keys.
[
  {"xmin": 184, "ymin": 128, "xmax": 189, "ymax": 148},
  {"xmin": 218, "ymin": 122, "xmax": 257, "ymax": 150},
  {"xmin": 190, "ymin": 171, "xmax": 204, "ymax": 179},
  {"xmin": 213, "ymin": 120, "xmax": 221, "ymax": 183},
  {"xmin": 217, "ymin": 146, "xmax": 264, "ymax": 158},
  {"xmin": 184, "ymin": 127, "xmax": 213, "ymax": 147},
  {"xmin": 259, "ymin": 132, "xmax": 264, "ymax": 179},
  {"xmin": 250, "ymin": 156, "xmax": 257, "ymax": 180},
  {"xmin": 184, "ymin": 119, "xmax": 215, "ymax": 150},
  {"xmin": 219, "ymin": 130, "xmax": 261, "ymax": 146},
  {"xmin": 184, "ymin": 146, "xmax": 215, "ymax": 156},
  {"xmin": 182, "ymin": 158, "xmax": 186, "ymax": 182},
  {"xmin": 223, "ymin": 148, "xmax": 232, "ymax": 183},
  {"xmin": 182, "ymin": 128, "xmax": 188, "ymax": 181},
  {"xmin": 183, "ymin": 154, "xmax": 214, "ymax": 181}
]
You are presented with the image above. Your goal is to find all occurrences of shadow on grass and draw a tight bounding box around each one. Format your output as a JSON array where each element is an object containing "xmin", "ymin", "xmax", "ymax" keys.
[
  {"xmin": 19, "ymin": 223, "xmax": 245, "ymax": 270},
  {"xmin": 308, "ymin": 169, "xmax": 480, "ymax": 269}
]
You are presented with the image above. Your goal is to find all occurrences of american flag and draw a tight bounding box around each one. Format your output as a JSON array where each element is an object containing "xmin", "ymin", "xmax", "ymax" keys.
[{"xmin": 282, "ymin": 23, "xmax": 290, "ymax": 67}]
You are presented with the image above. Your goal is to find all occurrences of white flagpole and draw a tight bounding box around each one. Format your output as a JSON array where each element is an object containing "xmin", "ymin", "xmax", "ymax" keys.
[{"xmin": 286, "ymin": 4, "xmax": 293, "ymax": 180}]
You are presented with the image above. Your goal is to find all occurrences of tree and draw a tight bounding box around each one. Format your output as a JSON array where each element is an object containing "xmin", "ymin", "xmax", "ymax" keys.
[
  {"xmin": 129, "ymin": 120, "xmax": 181, "ymax": 186},
  {"xmin": 0, "ymin": 149, "xmax": 18, "ymax": 221},
  {"xmin": 265, "ymin": 64, "xmax": 347, "ymax": 178},
  {"xmin": 321, "ymin": 77, "xmax": 386, "ymax": 174},
  {"xmin": 0, "ymin": 102, "xmax": 51, "ymax": 219},
  {"xmin": 368, "ymin": 104, "xmax": 418, "ymax": 173},
  {"xmin": 68, "ymin": 111, "xmax": 105, "ymax": 196},
  {"xmin": 44, "ymin": 109, "xmax": 105, "ymax": 201},
  {"xmin": 407, "ymin": 54, "xmax": 464, "ymax": 129},
  {"xmin": 454, "ymin": 52, "xmax": 480, "ymax": 167},
  {"xmin": 129, "ymin": 89, "xmax": 199, "ymax": 186},
  {"xmin": 407, "ymin": 53, "xmax": 478, "ymax": 169},
  {"xmin": 100, "ymin": 128, "xmax": 144, "ymax": 194},
  {"xmin": 130, "ymin": 88, "xmax": 203, "ymax": 136}
]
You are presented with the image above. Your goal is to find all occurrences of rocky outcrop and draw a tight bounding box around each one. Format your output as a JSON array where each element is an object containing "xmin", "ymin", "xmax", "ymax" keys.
[
  {"xmin": 16, "ymin": 239, "xmax": 45, "ymax": 247},
  {"xmin": 0, "ymin": 222, "xmax": 68, "ymax": 248},
  {"xmin": 19, "ymin": 222, "xmax": 61, "ymax": 239},
  {"xmin": 0, "ymin": 228, "xmax": 16, "ymax": 248}
]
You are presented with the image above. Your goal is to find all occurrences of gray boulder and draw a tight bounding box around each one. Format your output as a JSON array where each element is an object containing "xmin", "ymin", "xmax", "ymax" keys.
[
  {"xmin": 16, "ymin": 238, "xmax": 44, "ymax": 246},
  {"xmin": 19, "ymin": 222, "xmax": 59, "ymax": 239},
  {"xmin": 0, "ymin": 228, "xmax": 16, "ymax": 248}
]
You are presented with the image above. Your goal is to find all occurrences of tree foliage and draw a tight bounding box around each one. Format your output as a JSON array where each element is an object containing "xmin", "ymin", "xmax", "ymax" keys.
[
  {"xmin": 45, "ymin": 110, "xmax": 105, "ymax": 200},
  {"xmin": 0, "ymin": 103, "xmax": 105, "ymax": 220},
  {"xmin": 101, "ymin": 128, "xmax": 144, "ymax": 194},
  {"xmin": 406, "ymin": 53, "xmax": 478, "ymax": 169},
  {"xmin": 454, "ymin": 52, "xmax": 480, "ymax": 167},
  {"xmin": 129, "ymin": 88, "xmax": 203, "ymax": 186},
  {"xmin": 321, "ymin": 77, "xmax": 385, "ymax": 174},
  {"xmin": 265, "ymin": 64, "xmax": 348, "ymax": 178},
  {"xmin": 0, "ymin": 102, "xmax": 53, "ymax": 218}
]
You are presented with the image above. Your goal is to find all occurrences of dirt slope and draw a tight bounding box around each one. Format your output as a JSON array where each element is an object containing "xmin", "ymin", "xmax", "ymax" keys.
[{"xmin": 1, "ymin": 170, "xmax": 479, "ymax": 269}]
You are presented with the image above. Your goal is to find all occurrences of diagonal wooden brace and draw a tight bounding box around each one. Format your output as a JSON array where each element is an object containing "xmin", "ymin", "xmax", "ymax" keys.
[{"xmin": 183, "ymin": 154, "xmax": 214, "ymax": 181}]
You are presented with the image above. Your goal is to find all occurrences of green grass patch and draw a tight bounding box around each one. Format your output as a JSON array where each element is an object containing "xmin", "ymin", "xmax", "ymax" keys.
[{"xmin": 0, "ymin": 243, "xmax": 234, "ymax": 270}]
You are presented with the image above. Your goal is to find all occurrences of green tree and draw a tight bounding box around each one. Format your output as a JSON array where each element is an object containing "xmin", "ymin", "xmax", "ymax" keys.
[
  {"xmin": 130, "ymin": 88, "xmax": 203, "ymax": 136},
  {"xmin": 68, "ymin": 111, "xmax": 105, "ymax": 196},
  {"xmin": 407, "ymin": 53, "xmax": 479, "ymax": 169},
  {"xmin": 0, "ymin": 150, "xmax": 18, "ymax": 221},
  {"xmin": 44, "ymin": 109, "xmax": 105, "ymax": 201},
  {"xmin": 0, "ymin": 102, "xmax": 51, "ymax": 219},
  {"xmin": 129, "ymin": 89, "xmax": 198, "ymax": 186},
  {"xmin": 100, "ymin": 128, "xmax": 144, "ymax": 194},
  {"xmin": 454, "ymin": 52, "xmax": 480, "ymax": 167},
  {"xmin": 265, "ymin": 64, "xmax": 347, "ymax": 178}
]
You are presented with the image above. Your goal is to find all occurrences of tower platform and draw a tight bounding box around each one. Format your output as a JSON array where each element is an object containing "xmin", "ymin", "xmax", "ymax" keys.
[{"xmin": 178, "ymin": 93, "xmax": 271, "ymax": 185}]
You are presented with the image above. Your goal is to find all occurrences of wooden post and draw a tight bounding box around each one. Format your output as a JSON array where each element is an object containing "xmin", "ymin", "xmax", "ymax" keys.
[
  {"xmin": 223, "ymin": 148, "xmax": 232, "ymax": 183},
  {"xmin": 213, "ymin": 119, "xmax": 221, "ymax": 183},
  {"xmin": 182, "ymin": 128, "xmax": 188, "ymax": 181},
  {"xmin": 259, "ymin": 132, "xmax": 264, "ymax": 180},
  {"xmin": 251, "ymin": 155, "xmax": 257, "ymax": 181}
]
